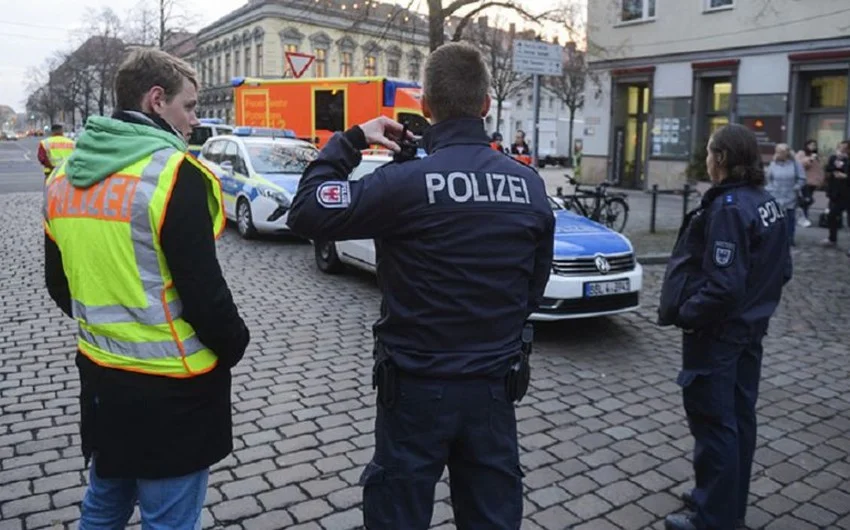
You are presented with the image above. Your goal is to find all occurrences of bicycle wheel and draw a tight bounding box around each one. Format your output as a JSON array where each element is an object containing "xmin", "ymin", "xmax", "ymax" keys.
[{"xmin": 603, "ymin": 197, "xmax": 629, "ymax": 232}]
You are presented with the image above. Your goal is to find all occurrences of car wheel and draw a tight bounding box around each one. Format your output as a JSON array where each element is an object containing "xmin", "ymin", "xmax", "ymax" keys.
[
  {"xmin": 236, "ymin": 198, "xmax": 257, "ymax": 239},
  {"xmin": 315, "ymin": 240, "xmax": 344, "ymax": 274}
]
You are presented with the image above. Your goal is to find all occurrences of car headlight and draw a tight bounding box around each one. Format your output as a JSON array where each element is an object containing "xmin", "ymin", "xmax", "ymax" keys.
[{"xmin": 258, "ymin": 187, "xmax": 290, "ymax": 207}]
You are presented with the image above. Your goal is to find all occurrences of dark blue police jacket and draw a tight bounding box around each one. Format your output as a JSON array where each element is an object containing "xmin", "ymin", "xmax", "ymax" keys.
[
  {"xmin": 658, "ymin": 180, "xmax": 792, "ymax": 343},
  {"xmin": 287, "ymin": 118, "xmax": 555, "ymax": 377}
]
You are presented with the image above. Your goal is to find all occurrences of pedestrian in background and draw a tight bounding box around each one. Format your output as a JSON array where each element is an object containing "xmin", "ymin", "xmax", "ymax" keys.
[
  {"xmin": 658, "ymin": 124, "xmax": 792, "ymax": 530},
  {"xmin": 795, "ymin": 139, "xmax": 824, "ymax": 227},
  {"xmin": 37, "ymin": 123, "xmax": 75, "ymax": 178},
  {"xmin": 821, "ymin": 139, "xmax": 850, "ymax": 254},
  {"xmin": 766, "ymin": 143, "xmax": 805, "ymax": 246},
  {"xmin": 287, "ymin": 42, "xmax": 555, "ymax": 530},
  {"xmin": 43, "ymin": 48, "xmax": 250, "ymax": 529}
]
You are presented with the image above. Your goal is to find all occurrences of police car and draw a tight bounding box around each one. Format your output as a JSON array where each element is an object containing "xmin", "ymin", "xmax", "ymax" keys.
[
  {"xmin": 312, "ymin": 154, "xmax": 643, "ymax": 321},
  {"xmin": 198, "ymin": 127, "xmax": 319, "ymax": 238},
  {"xmin": 189, "ymin": 118, "xmax": 235, "ymax": 157}
]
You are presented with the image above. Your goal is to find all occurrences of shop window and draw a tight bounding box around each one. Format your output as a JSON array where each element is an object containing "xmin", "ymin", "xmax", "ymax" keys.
[{"xmin": 802, "ymin": 73, "xmax": 848, "ymax": 157}]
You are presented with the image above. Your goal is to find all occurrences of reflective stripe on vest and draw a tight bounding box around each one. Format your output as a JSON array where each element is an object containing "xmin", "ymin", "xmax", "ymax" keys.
[
  {"xmin": 44, "ymin": 147, "xmax": 224, "ymax": 377},
  {"xmin": 42, "ymin": 136, "xmax": 75, "ymax": 167}
]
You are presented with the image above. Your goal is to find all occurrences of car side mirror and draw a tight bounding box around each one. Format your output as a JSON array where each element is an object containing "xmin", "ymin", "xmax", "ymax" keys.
[{"xmin": 220, "ymin": 160, "xmax": 234, "ymax": 176}]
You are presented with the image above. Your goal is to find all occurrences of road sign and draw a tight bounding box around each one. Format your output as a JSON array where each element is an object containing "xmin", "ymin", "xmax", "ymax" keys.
[
  {"xmin": 512, "ymin": 39, "xmax": 563, "ymax": 77},
  {"xmin": 285, "ymin": 52, "xmax": 315, "ymax": 78}
]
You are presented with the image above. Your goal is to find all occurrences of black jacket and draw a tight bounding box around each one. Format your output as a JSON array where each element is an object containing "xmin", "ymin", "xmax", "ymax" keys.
[
  {"xmin": 287, "ymin": 118, "xmax": 554, "ymax": 378},
  {"xmin": 45, "ymin": 111, "xmax": 250, "ymax": 479}
]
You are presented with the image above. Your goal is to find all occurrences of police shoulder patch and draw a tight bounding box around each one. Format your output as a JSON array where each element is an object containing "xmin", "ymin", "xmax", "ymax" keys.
[
  {"xmin": 713, "ymin": 240, "xmax": 736, "ymax": 268},
  {"xmin": 316, "ymin": 181, "xmax": 351, "ymax": 208}
]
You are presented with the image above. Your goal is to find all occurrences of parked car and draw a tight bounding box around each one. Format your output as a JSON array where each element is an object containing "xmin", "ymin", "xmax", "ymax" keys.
[
  {"xmin": 188, "ymin": 118, "xmax": 235, "ymax": 157},
  {"xmin": 197, "ymin": 129, "xmax": 319, "ymax": 238},
  {"xmin": 312, "ymin": 154, "xmax": 643, "ymax": 321}
]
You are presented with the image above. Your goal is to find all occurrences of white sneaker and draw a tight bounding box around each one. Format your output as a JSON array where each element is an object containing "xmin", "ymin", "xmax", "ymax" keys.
[
  {"xmin": 799, "ymin": 218, "xmax": 812, "ymax": 228},
  {"xmin": 821, "ymin": 238, "xmax": 836, "ymax": 247}
]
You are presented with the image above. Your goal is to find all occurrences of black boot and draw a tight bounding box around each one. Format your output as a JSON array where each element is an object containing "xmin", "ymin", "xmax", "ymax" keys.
[
  {"xmin": 665, "ymin": 513, "xmax": 699, "ymax": 530},
  {"xmin": 680, "ymin": 491, "xmax": 747, "ymax": 529}
]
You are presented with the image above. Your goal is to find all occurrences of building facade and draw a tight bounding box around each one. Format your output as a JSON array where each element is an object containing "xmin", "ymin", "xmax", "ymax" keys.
[
  {"xmin": 582, "ymin": 0, "xmax": 850, "ymax": 189},
  {"xmin": 193, "ymin": 0, "xmax": 429, "ymax": 121}
]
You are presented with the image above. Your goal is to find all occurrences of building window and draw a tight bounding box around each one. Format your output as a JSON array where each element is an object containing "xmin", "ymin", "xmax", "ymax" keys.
[
  {"xmin": 244, "ymin": 46, "xmax": 251, "ymax": 77},
  {"xmin": 225, "ymin": 53, "xmax": 231, "ymax": 82},
  {"xmin": 315, "ymin": 48, "xmax": 327, "ymax": 77},
  {"xmin": 409, "ymin": 60, "xmax": 420, "ymax": 81},
  {"xmin": 285, "ymin": 44, "xmax": 297, "ymax": 54},
  {"xmin": 256, "ymin": 44, "xmax": 263, "ymax": 76},
  {"xmin": 365, "ymin": 55, "xmax": 377, "ymax": 76},
  {"xmin": 705, "ymin": 0, "xmax": 733, "ymax": 10},
  {"xmin": 802, "ymin": 73, "xmax": 848, "ymax": 157},
  {"xmin": 216, "ymin": 56, "xmax": 222, "ymax": 85},
  {"xmin": 387, "ymin": 58, "xmax": 399, "ymax": 78},
  {"xmin": 234, "ymin": 50, "xmax": 240, "ymax": 77},
  {"xmin": 516, "ymin": 96, "xmax": 523, "ymax": 109},
  {"xmin": 341, "ymin": 52, "xmax": 353, "ymax": 77},
  {"xmin": 208, "ymin": 59, "xmax": 213, "ymax": 84},
  {"xmin": 621, "ymin": 0, "xmax": 656, "ymax": 22}
]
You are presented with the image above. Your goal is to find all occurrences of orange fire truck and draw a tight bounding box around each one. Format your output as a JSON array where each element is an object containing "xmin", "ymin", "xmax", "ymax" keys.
[{"xmin": 231, "ymin": 76, "xmax": 429, "ymax": 148}]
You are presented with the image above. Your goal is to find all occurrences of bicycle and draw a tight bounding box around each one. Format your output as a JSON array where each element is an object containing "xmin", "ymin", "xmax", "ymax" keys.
[{"xmin": 561, "ymin": 175, "xmax": 630, "ymax": 233}]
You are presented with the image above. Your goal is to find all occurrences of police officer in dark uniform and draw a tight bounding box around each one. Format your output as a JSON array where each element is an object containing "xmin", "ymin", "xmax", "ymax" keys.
[
  {"xmin": 287, "ymin": 42, "xmax": 555, "ymax": 530},
  {"xmin": 658, "ymin": 124, "xmax": 792, "ymax": 530}
]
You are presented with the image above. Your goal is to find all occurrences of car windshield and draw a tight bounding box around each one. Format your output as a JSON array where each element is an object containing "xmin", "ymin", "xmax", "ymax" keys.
[{"xmin": 247, "ymin": 143, "xmax": 319, "ymax": 174}]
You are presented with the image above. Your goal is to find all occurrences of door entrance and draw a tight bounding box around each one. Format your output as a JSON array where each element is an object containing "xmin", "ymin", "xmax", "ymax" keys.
[{"xmin": 613, "ymin": 82, "xmax": 651, "ymax": 189}]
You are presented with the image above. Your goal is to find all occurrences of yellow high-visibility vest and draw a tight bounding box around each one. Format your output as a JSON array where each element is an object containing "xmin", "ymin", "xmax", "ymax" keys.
[
  {"xmin": 40, "ymin": 135, "xmax": 76, "ymax": 171},
  {"xmin": 43, "ymin": 147, "xmax": 227, "ymax": 378}
]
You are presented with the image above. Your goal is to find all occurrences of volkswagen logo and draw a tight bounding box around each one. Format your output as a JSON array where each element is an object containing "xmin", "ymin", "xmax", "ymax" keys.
[{"xmin": 594, "ymin": 255, "xmax": 611, "ymax": 274}]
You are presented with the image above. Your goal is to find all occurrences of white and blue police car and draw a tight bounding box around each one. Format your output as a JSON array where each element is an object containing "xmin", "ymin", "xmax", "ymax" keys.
[
  {"xmin": 198, "ymin": 126, "xmax": 319, "ymax": 238},
  {"xmin": 313, "ymin": 154, "xmax": 643, "ymax": 321}
]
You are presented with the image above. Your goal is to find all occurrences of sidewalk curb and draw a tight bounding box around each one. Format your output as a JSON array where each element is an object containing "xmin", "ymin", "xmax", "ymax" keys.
[{"xmin": 637, "ymin": 253, "xmax": 671, "ymax": 265}]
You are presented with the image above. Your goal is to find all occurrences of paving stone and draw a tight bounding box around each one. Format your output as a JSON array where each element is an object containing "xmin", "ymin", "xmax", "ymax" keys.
[
  {"xmin": 211, "ymin": 497, "xmax": 262, "ymax": 522},
  {"xmin": 528, "ymin": 486, "xmax": 571, "ymax": 508},
  {"xmin": 564, "ymin": 492, "xmax": 613, "ymax": 520},
  {"xmin": 531, "ymin": 505, "xmax": 579, "ymax": 530},
  {"xmin": 242, "ymin": 510, "xmax": 295, "ymax": 530},
  {"xmin": 605, "ymin": 504, "xmax": 655, "ymax": 528},
  {"xmin": 257, "ymin": 485, "xmax": 308, "ymax": 511},
  {"xmin": 288, "ymin": 499, "xmax": 334, "ymax": 523}
]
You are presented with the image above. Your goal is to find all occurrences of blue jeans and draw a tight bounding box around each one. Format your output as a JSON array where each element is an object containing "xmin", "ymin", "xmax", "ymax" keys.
[
  {"xmin": 79, "ymin": 461, "xmax": 208, "ymax": 530},
  {"xmin": 786, "ymin": 209, "xmax": 796, "ymax": 245}
]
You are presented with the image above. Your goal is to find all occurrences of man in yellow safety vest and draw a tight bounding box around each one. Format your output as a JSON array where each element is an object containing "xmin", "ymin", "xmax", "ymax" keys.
[
  {"xmin": 37, "ymin": 124, "xmax": 75, "ymax": 177},
  {"xmin": 43, "ymin": 48, "xmax": 250, "ymax": 529}
]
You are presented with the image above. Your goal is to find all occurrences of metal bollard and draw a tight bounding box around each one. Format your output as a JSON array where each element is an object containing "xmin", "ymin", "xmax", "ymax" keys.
[
  {"xmin": 683, "ymin": 183, "xmax": 691, "ymax": 219},
  {"xmin": 650, "ymin": 184, "xmax": 658, "ymax": 234}
]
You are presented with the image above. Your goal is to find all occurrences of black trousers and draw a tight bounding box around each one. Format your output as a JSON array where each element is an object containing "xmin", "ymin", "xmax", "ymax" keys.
[{"xmin": 360, "ymin": 374, "xmax": 523, "ymax": 530}]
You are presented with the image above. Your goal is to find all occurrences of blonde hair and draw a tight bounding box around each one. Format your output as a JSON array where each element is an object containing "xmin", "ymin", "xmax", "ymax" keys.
[
  {"xmin": 115, "ymin": 48, "xmax": 198, "ymax": 111},
  {"xmin": 773, "ymin": 143, "xmax": 790, "ymax": 161}
]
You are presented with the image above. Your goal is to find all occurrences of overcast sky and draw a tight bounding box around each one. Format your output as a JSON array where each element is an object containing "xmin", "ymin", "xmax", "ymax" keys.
[{"xmin": 0, "ymin": 0, "xmax": 579, "ymax": 113}]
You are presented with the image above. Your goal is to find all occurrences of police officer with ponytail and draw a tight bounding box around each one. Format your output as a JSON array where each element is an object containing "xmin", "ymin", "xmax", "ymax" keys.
[
  {"xmin": 288, "ymin": 42, "xmax": 554, "ymax": 529},
  {"xmin": 658, "ymin": 124, "xmax": 792, "ymax": 530}
]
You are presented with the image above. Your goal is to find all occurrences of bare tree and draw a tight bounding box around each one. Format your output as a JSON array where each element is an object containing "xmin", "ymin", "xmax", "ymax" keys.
[
  {"xmin": 427, "ymin": 0, "xmax": 556, "ymax": 51},
  {"xmin": 125, "ymin": 0, "xmax": 194, "ymax": 48},
  {"xmin": 463, "ymin": 18, "xmax": 530, "ymax": 135},
  {"xmin": 548, "ymin": 46, "xmax": 589, "ymax": 159}
]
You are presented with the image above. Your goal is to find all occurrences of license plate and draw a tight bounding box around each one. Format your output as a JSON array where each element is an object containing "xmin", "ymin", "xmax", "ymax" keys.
[{"xmin": 584, "ymin": 279, "xmax": 631, "ymax": 297}]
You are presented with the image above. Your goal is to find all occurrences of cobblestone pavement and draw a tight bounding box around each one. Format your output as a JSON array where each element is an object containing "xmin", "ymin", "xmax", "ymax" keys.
[{"xmin": 1, "ymin": 191, "xmax": 848, "ymax": 530}]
